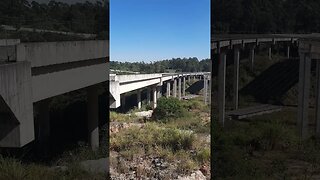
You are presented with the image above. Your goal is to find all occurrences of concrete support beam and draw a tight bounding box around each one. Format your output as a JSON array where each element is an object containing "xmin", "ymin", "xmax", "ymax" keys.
[
  {"xmin": 137, "ymin": 89, "xmax": 142, "ymax": 109},
  {"xmin": 218, "ymin": 52, "xmax": 227, "ymax": 126},
  {"xmin": 316, "ymin": 60, "xmax": 320, "ymax": 138},
  {"xmin": 297, "ymin": 53, "xmax": 311, "ymax": 139},
  {"xmin": 178, "ymin": 77, "xmax": 182, "ymax": 100},
  {"xmin": 183, "ymin": 76, "xmax": 186, "ymax": 97},
  {"xmin": 87, "ymin": 85, "xmax": 99, "ymax": 150},
  {"xmin": 173, "ymin": 78, "xmax": 177, "ymax": 97},
  {"xmin": 152, "ymin": 86, "xmax": 157, "ymax": 109},
  {"xmin": 249, "ymin": 46, "xmax": 255, "ymax": 71},
  {"xmin": 166, "ymin": 82, "xmax": 170, "ymax": 97},
  {"xmin": 233, "ymin": 48, "xmax": 240, "ymax": 110}
]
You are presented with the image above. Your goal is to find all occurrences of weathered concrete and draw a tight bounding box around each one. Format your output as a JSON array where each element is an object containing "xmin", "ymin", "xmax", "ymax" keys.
[
  {"xmin": 147, "ymin": 87, "xmax": 151, "ymax": 105},
  {"xmin": 316, "ymin": 61, "xmax": 320, "ymax": 138},
  {"xmin": 0, "ymin": 40, "xmax": 109, "ymax": 148},
  {"xmin": 233, "ymin": 48, "xmax": 240, "ymax": 110},
  {"xmin": 218, "ymin": 52, "xmax": 226, "ymax": 126},
  {"xmin": 183, "ymin": 76, "xmax": 186, "ymax": 97},
  {"xmin": 297, "ymin": 53, "xmax": 311, "ymax": 139},
  {"xmin": 268, "ymin": 46, "xmax": 272, "ymax": 60},
  {"xmin": 152, "ymin": 86, "xmax": 157, "ymax": 109},
  {"xmin": 178, "ymin": 77, "xmax": 182, "ymax": 100},
  {"xmin": 0, "ymin": 62, "xmax": 34, "ymax": 147},
  {"xmin": 17, "ymin": 40, "xmax": 108, "ymax": 67},
  {"xmin": 249, "ymin": 45, "xmax": 255, "ymax": 71},
  {"xmin": 166, "ymin": 82, "xmax": 170, "ymax": 97},
  {"xmin": 173, "ymin": 78, "xmax": 177, "ymax": 97},
  {"xmin": 137, "ymin": 89, "xmax": 142, "ymax": 109}
]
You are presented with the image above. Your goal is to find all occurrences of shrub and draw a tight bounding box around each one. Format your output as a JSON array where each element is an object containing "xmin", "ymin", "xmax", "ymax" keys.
[{"xmin": 152, "ymin": 97, "xmax": 185, "ymax": 120}]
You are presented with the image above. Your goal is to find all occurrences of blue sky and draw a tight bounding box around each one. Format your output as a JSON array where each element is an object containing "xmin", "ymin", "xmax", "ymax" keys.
[{"xmin": 111, "ymin": 0, "xmax": 210, "ymax": 62}]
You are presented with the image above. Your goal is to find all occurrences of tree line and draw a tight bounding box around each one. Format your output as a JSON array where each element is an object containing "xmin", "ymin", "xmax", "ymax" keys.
[
  {"xmin": 110, "ymin": 58, "xmax": 211, "ymax": 73},
  {"xmin": 212, "ymin": 0, "xmax": 320, "ymax": 34},
  {"xmin": 0, "ymin": 0, "xmax": 108, "ymax": 35}
]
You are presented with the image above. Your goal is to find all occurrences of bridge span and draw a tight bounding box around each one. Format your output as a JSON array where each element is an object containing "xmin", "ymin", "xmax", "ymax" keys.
[
  {"xmin": 0, "ymin": 39, "xmax": 108, "ymax": 149},
  {"xmin": 212, "ymin": 34, "xmax": 320, "ymax": 139},
  {"xmin": 109, "ymin": 72, "xmax": 211, "ymax": 109}
]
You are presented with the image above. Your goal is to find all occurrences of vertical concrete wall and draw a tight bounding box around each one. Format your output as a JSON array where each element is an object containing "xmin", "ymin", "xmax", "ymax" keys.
[{"xmin": 0, "ymin": 62, "xmax": 34, "ymax": 147}]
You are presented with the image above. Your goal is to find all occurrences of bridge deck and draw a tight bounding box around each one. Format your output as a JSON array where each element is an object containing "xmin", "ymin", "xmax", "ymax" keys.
[{"xmin": 227, "ymin": 104, "xmax": 283, "ymax": 120}]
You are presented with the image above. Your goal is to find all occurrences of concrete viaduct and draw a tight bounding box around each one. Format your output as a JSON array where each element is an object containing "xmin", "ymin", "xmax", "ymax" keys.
[
  {"xmin": 109, "ymin": 72, "xmax": 211, "ymax": 109},
  {"xmin": 212, "ymin": 34, "xmax": 320, "ymax": 139},
  {"xmin": 0, "ymin": 39, "xmax": 108, "ymax": 149}
]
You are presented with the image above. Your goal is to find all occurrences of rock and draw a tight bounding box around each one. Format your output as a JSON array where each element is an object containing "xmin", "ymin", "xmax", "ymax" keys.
[
  {"xmin": 135, "ymin": 110, "xmax": 153, "ymax": 119},
  {"xmin": 199, "ymin": 165, "xmax": 209, "ymax": 176},
  {"xmin": 177, "ymin": 170, "xmax": 206, "ymax": 180},
  {"xmin": 80, "ymin": 158, "xmax": 109, "ymax": 174}
]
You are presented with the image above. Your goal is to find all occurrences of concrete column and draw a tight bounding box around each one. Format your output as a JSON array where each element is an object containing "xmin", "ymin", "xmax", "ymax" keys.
[
  {"xmin": 250, "ymin": 46, "xmax": 255, "ymax": 71},
  {"xmin": 183, "ymin": 76, "xmax": 186, "ymax": 97},
  {"xmin": 137, "ymin": 89, "xmax": 141, "ymax": 109},
  {"xmin": 157, "ymin": 86, "xmax": 161, "ymax": 99},
  {"xmin": 178, "ymin": 77, "xmax": 182, "ymax": 100},
  {"xmin": 147, "ymin": 88, "xmax": 151, "ymax": 105},
  {"xmin": 193, "ymin": 76, "xmax": 196, "ymax": 81},
  {"xmin": 268, "ymin": 46, "xmax": 272, "ymax": 60},
  {"xmin": 37, "ymin": 99, "xmax": 50, "ymax": 143},
  {"xmin": 87, "ymin": 86, "xmax": 99, "ymax": 150},
  {"xmin": 287, "ymin": 46, "xmax": 290, "ymax": 59},
  {"xmin": 233, "ymin": 48, "xmax": 240, "ymax": 110},
  {"xmin": 208, "ymin": 78, "xmax": 212, "ymax": 104},
  {"xmin": 152, "ymin": 86, "xmax": 157, "ymax": 109},
  {"xmin": 188, "ymin": 76, "xmax": 191, "ymax": 82},
  {"xmin": 173, "ymin": 78, "xmax": 177, "ymax": 97},
  {"xmin": 316, "ymin": 60, "xmax": 320, "ymax": 138},
  {"xmin": 204, "ymin": 75, "xmax": 208, "ymax": 105},
  {"xmin": 297, "ymin": 53, "xmax": 311, "ymax": 139},
  {"xmin": 218, "ymin": 52, "xmax": 227, "ymax": 126},
  {"xmin": 166, "ymin": 82, "xmax": 170, "ymax": 97}
]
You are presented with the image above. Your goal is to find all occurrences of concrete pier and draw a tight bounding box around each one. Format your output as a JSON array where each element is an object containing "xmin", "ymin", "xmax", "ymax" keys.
[
  {"xmin": 218, "ymin": 52, "xmax": 227, "ymax": 126},
  {"xmin": 287, "ymin": 46, "xmax": 290, "ymax": 59},
  {"xmin": 233, "ymin": 48, "xmax": 240, "ymax": 110},
  {"xmin": 87, "ymin": 85, "xmax": 99, "ymax": 150},
  {"xmin": 173, "ymin": 79, "xmax": 177, "ymax": 97},
  {"xmin": 166, "ymin": 82, "xmax": 170, "ymax": 97},
  {"xmin": 316, "ymin": 61, "xmax": 320, "ymax": 138},
  {"xmin": 152, "ymin": 86, "xmax": 157, "ymax": 109},
  {"xmin": 297, "ymin": 53, "xmax": 311, "ymax": 139},
  {"xmin": 268, "ymin": 46, "xmax": 272, "ymax": 60},
  {"xmin": 178, "ymin": 77, "xmax": 182, "ymax": 100},
  {"xmin": 147, "ymin": 87, "xmax": 151, "ymax": 105},
  {"xmin": 204, "ymin": 75, "xmax": 208, "ymax": 105},
  {"xmin": 137, "ymin": 89, "xmax": 142, "ymax": 109},
  {"xmin": 183, "ymin": 76, "xmax": 186, "ymax": 97},
  {"xmin": 250, "ymin": 45, "xmax": 255, "ymax": 71}
]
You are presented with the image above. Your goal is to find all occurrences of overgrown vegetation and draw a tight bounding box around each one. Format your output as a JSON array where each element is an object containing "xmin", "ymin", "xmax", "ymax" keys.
[
  {"xmin": 0, "ymin": 0, "xmax": 108, "ymax": 34},
  {"xmin": 110, "ymin": 97, "xmax": 210, "ymax": 177},
  {"xmin": 0, "ymin": 155, "xmax": 107, "ymax": 180},
  {"xmin": 212, "ymin": 0, "xmax": 320, "ymax": 33},
  {"xmin": 152, "ymin": 97, "xmax": 185, "ymax": 121}
]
